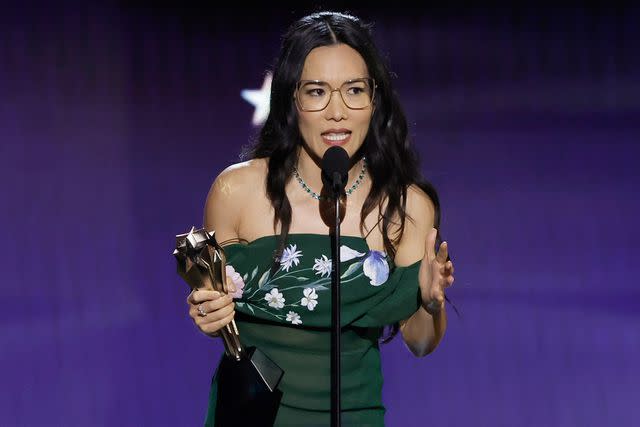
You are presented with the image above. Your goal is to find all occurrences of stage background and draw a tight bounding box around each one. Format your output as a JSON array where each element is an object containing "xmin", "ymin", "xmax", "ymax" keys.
[{"xmin": 1, "ymin": 2, "xmax": 638, "ymax": 426}]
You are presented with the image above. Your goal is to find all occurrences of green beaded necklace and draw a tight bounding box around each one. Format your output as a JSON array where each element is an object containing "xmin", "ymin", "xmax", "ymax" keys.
[{"xmin": 293, "ymin": 158, "xmax": 367, "ymax": 201}]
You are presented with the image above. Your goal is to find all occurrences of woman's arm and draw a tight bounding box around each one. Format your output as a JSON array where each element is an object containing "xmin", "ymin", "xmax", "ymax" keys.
[
  {"xmin": 394, "ymin": 186, "xmax": 454, "ymax": 357},
  {"xmin": 399, "ymin": 300, "xmax": 447, "ymax": 357}
]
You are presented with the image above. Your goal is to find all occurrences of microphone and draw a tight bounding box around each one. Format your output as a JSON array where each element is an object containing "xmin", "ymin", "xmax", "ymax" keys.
[
  {"xmin": 321, "ymin": 146, "xmax": 349, "ymax": 197},
  {"xmin": 321, "ymin": 145, "xmax": 349, "ymax": 427}
]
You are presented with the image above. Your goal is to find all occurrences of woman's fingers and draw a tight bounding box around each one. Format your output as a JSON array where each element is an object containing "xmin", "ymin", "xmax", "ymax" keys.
[
  {"xmin": 200, "ymin": 310, "xmax": 236, "ymax": 335},
  {"xmin": 185, "ymin": 286, "xmax": 237, "ymax": 337},
  {"xmin": 189, "ymin": 297, "xmax": 233, "ymax": 320},
  {"xmin": 199, "ymin": 294, "xmax": 234, "ymax": 315},
  {"xmin": 444, "ymin": 260, "xmax": 454, "ymax": 274},
  {"xmin": 425, "ymin": 228, "xmax": 437, "ymax": 263},
  {"xmin": 421, "ymin": 232, "xmax": 454, "ymax": 311},
  {"xmin": 188, "ymin": 289, "xmax": 222, "ymax": 305},
  {"xmin": 195, "ymin": 301, "xmax": 235, "ymax": 326},
  {"xmin": 425, "ymin": 254, "xmax": 455, "ymax": 302},
  {"xmin": 436, "ymin": 241, "xmax": 448, "ymax": 265},
  {"xmin": 188, "ymin": 291, "xmax": 233, "ymax": 320},
  {"xmin": 446, "ymin": 275, "xmax": 455, "ymax": 287},
  {"xmin": 440, "ymin": 260, "xmax": 455, "ymax": 288}
]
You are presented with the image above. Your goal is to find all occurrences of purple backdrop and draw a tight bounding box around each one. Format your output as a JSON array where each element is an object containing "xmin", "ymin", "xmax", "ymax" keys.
[{"xmin": 1, "ymin": 3, "xmax": 639, "ymax": 426}]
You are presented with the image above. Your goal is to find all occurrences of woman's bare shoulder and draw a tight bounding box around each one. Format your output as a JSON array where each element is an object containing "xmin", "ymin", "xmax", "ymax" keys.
[
  {"xmin": 211, "ymin": 159, "xmax": 268, "ymax": 201},
  {"xmin": 215, "ymin": 158, "xmax": 267, "ymax": 191},
  {"xmin": 406, "ymin": 184, "xmax": 435, "ymax": 223},
  {"xmin": 203, "ymin": 158, "xmax": 268, "ymax": 232},
  {"xmin": 393, "ymin": 184, "xmax": 435, "ymax": 266}
]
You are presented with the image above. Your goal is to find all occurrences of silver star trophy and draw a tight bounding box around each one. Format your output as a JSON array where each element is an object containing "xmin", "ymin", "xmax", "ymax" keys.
[{"xmin": 173, "ymin": 227, "xmax": 243, "ymax": 360}]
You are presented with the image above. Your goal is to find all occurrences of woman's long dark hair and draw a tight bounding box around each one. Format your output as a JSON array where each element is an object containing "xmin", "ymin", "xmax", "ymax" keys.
[{"xmin": 244, "ymin": 12, "xmax": 451, "ymax": 341}]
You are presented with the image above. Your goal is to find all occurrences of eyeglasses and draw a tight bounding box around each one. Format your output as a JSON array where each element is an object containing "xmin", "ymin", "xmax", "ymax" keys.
[{"xmin": 295, "ymin": 77, "xmax": 376, "ymax": 112}]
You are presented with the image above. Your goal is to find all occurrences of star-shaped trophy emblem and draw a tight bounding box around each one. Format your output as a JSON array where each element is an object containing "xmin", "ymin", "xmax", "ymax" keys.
[
  {"xmin": 241, "ymin": 72, "xmax": 272, "ymax": 126},
  {"xmin": 173, "ymin": 226, "xmax": 223, "ymax": 292}
]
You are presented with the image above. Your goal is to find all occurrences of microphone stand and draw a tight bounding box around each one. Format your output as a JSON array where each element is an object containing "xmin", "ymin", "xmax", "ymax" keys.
[{"xmin": 330, "ymin": 175, "xmax": 342, "ymax": 427}]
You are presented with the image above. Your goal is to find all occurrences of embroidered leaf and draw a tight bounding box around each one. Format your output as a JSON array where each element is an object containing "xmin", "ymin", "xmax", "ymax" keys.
[
  {"xmin": 243, "ymin": 273, "xmax": 248, "ymax": 282},
  {"xmin": 250, "ymin": 266, "xmax": 259, "ymax": 281},
  {"xmin": 296, "ymin": 277, "xmax": 309, "ymax": 281},
  {"xmin": 247, "ymin": 304, "xmax": 255, "ymax": 314},
  {"xmin": 235, "ymin": 302, "xmax": 244, "ymax": 307},
  {"xmin": 341, "ymin": 260, "xmax": 363, "ymax": 278},
  {"xmin": 258, "ymin": 270, "xmax": 270, "ymax": 288}
]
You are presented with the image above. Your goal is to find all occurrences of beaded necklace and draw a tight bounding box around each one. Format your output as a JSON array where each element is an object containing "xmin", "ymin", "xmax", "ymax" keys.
[{"xmin": 293, "ymin": 158, "xmax": 367, "ymax": 201}]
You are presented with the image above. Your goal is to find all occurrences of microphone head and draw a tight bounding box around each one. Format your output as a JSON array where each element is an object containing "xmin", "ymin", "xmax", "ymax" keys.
[{"xmin": 321, "ymin": 146, "xmax": 349, "ymax": 192}]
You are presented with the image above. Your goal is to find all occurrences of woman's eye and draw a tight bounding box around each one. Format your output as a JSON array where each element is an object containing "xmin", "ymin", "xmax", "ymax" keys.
[
  {"xmin": 347, "ymin": 86, "xmax": 365, "ymax": 95},
  {"xmin": 306, "ymin": 88, "xmax": 325, "ymax": 97}
]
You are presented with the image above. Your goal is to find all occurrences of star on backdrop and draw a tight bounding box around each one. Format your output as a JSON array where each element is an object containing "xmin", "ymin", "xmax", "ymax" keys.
[{"xmin": 241, "ymin": 73, "xmax": 272, "ymax": 126}]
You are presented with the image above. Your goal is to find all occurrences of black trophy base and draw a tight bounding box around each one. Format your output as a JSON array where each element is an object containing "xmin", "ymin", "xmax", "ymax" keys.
[{"xmin": 215, "ymin": 346, "xmax": 284, "ymax": 427}]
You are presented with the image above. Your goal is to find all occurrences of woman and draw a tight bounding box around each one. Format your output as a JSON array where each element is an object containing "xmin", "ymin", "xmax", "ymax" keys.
[{"xmin": 187, "ymin": 11, "xmax": 455, "ymax": 426}]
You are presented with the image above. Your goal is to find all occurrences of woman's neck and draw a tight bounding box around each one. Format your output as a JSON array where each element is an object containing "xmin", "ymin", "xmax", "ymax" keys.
[{"xmin": 294, "ymin": 147, "xmax": 365, "ymax": 197}]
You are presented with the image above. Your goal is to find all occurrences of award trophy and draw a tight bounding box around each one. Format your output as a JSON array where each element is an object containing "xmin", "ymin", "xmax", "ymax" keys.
[{"xmin": 173, "ymin": 227, "xmax": 283, "ymax": 426}]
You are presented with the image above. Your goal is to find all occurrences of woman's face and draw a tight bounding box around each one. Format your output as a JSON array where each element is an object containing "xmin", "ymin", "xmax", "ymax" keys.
[{"xmin": 296, "ymin": 43, "xmax": 374, "ymax": 161}]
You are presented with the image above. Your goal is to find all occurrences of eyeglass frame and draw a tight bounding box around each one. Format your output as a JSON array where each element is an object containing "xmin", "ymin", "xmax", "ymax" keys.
[{"xmin": 294, "ymin": 77, "xmax": 377, "ymax": 112}]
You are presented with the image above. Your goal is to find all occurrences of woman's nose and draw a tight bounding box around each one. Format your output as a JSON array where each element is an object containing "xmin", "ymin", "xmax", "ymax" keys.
[{"xmin": 324, "ymin": 90, "xmax": 347, "ymax": 120}]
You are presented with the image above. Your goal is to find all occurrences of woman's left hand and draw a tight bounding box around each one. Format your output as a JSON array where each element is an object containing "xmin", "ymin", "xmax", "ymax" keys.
[{"xmin": 419, "ymin": 227, "xmax": 455, "ymax": 315}]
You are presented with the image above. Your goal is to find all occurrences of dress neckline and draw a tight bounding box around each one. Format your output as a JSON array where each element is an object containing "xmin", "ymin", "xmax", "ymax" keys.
[
  {"xmin": 222, "ymin": 233, "xmax": 371, "ymax": 248},
  {"xmin": 221, "ymin": 233, "xmax": 423, "ymax": 270}
]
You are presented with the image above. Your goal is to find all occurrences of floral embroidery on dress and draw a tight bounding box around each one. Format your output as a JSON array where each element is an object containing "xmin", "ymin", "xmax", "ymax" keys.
[
  {"xmin": 339, "ymin": 245, "xmax": 389, "ymax": 286},
  {"xmin": 362, "ymin": 251, "xmax": 389, "ymax": 286},
  {"xmin": 264, "ymin": 288, "xmax": 285, "ymax": 309},
  {"xmin": 279, "ymin": 244, "xmax": 302, "ymax": 272},
  {"xmin": 312, "ymin": 255, "xmax": 332, "ymax": 278},
  {"xmin": 301, "ymin": 288, "xmax": 318, "ymax": 311},
  {"xmin": 230, "ymin": 242, "xmax": 390, "ymax": 324},
  {"xmin": 286, "ymin": 311, "xmax": 302, "ymax": 325},
  {"xmin": 226, "ymin": 265, "xmax": 245, "ymax": 299},
  {"xmin": 340, "ymin": 246, "xmax": 365, "ymax": 261}
]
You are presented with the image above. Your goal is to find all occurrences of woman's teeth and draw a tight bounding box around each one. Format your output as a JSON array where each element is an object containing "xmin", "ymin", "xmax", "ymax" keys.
[{"xmin": 324, "ymin": 133, "xmax": 349, "ymax": 141}]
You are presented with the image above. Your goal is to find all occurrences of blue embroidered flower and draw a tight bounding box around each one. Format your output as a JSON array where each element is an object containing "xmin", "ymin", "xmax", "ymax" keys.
[
  {"xmin": 362, "ymin": 250, "xmax": 389, "ymax": 286},
  {"xmin": 340, "ymin": 245, "xmax": 389, "ymax": 287},
  {"xmin": 280, "ymin": 244, "xmax": 302, "ymax": 272}
]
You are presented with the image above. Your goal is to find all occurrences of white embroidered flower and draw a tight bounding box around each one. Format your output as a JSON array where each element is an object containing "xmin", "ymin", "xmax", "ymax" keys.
[
  {"xmin": 264, "ymin": 288, "xmax": 285, "ymax": 309},
  {"xmin": 286, "ymin": 311, "xmax": 302, "ymax": 325},
  {"xmin": 301, "ymin": 288, "xmax": 318, "ymax": 311},
  {"xmin": 312, "ymin": 255, "xmax": 332, "ymax": 278},
  {"xmin": 280, "ymin": 244, "xmax": 302, "ymax": 272},
  {"xmin": 340, "ymin": 245, "xmax": 366, "ymax": 262}
]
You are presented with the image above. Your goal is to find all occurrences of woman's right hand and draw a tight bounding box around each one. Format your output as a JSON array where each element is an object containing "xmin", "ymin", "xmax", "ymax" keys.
[{"xmin": 187, "ymin": 289, "xmax": 236, "ymax": 338}]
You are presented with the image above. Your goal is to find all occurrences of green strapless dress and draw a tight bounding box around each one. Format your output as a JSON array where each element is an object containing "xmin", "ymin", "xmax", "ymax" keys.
[{"xmin": 204, "ymin": 234, "xmax": 420, "ymax": 426}]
